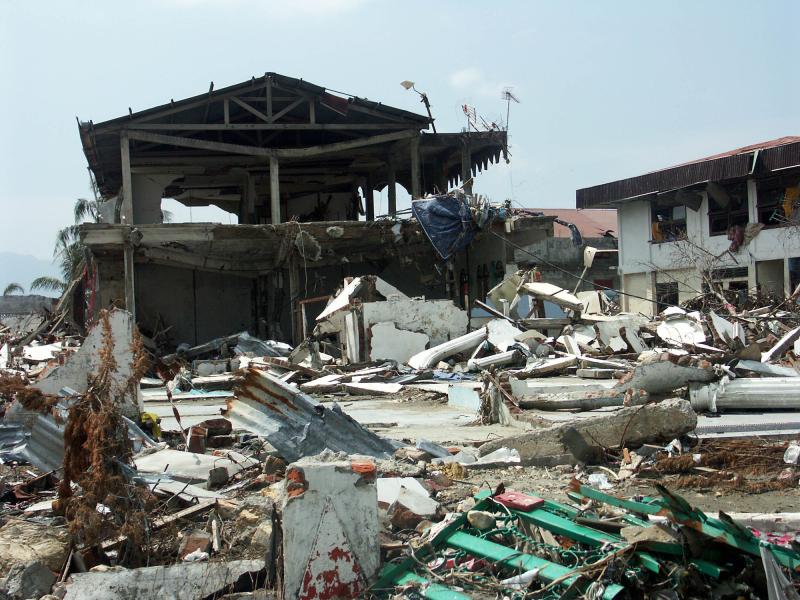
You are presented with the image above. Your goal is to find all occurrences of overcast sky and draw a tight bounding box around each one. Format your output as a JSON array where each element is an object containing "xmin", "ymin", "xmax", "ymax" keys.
[{"xmin": 1, "ymin": 0, "xmax": 798, "ymax": 261}]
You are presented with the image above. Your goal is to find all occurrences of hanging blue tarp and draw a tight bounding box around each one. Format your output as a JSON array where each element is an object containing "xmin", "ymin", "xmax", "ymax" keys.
[{"xmin": 411, "ymin": 196, "xmax": 479, "ymax": 260}]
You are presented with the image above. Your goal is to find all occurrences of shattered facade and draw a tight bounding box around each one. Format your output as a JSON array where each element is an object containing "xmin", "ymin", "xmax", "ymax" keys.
[
  {"xmin": 75, "ymin": 72, "xmax": 562, "ymax": 350},
  {"xmin": 578, "ymin": 136, "xmax": 800, "ymax": 315}
]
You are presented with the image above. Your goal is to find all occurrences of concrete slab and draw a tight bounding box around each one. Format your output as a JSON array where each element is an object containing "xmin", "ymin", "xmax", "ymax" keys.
[{"xmin": 321, "ymin": 396, "xmax": 518, "ymax": 445}]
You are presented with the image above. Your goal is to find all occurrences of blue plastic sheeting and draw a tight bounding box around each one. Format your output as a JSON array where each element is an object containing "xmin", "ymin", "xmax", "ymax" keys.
[
  {"xmin": 433, "ymin": 370, "xmax": 476, "ymax": 381},
  {"xmin": 411, "ymin": 196, "xmax": 479, "ymax": 259}
]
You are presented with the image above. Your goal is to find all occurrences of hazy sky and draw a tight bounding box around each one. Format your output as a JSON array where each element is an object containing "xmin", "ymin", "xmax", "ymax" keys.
[{"xmin": 1, "ymin": 0, "xmax": 798, "ymax": 261}]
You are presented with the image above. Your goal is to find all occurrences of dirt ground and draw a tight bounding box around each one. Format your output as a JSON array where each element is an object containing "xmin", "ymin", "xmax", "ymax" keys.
[{"xmin": 433, "ymin": 462, "xmax": 800, "ymax": 515}]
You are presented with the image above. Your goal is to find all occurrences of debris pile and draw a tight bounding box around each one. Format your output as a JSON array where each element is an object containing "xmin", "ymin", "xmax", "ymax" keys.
[
  {"xmin": 376, "ymin": 482, "xmax": 800, "ymax": 599},
  {"xmin": 1, "ymin": 266, "xmax": 799, "ymax": 598}
]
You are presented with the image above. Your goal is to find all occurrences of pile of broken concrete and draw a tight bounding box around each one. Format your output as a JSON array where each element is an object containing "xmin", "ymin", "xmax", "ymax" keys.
[{"xmin": 0, "ymin": 270, "xmax": 799, "ymax": 599}]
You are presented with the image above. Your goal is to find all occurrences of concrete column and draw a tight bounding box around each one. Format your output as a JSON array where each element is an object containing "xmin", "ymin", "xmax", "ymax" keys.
[
  {"xmin": 387, "ymin": 163, "xmax": 397, "ymax": 216},
  {"xmin": 364, "ymin": 176, "xmax": 374, "ymax": 221},
  {"xmin": 460, "ymin": 141, "xmax": 472, "ymax": 196},
  {"xmin": 240, "ymin": 173, "xmax": 257, "ymax": 224},
  {"xmin": 123, "ymin": 242, "xmax": 136, "ymax": 320},
  {"xmin": 132, "ymin": 174, "xmax": 176, "ymax": 224},
  {"xmin": 410, "ymin": 137, "xmax": 421, "ymax": 199},
  {"xmin": 270, "ymin": 156, "xmax": 280, "ymax": 225},
  {"xmin": 435, "ymin": 159, "xmax": 448, "ymax": 195}
]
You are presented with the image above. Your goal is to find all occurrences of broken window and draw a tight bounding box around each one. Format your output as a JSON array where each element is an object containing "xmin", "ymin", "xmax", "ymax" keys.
[
  {"xmin": 756, "ymin": 175, "xmax": 800, "ymax": 228},
  {"xmin": 655, "ymin": 281, "xmax": 678, "ymax": 309},
  {"xmin": 651, "ymin": 205, "xmax": 687, "ymax": 242},
  {"xmin": 707, "ymin": 182, "xmax": 748, "ymax": 236}
]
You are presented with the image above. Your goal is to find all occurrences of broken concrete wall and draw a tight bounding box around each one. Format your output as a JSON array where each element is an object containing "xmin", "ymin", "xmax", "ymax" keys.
[
  {"xmin": 33, "ymin": 308, "xmax": 142, "ymax": 416},
  {"xmin": 363, "ymin": 298, "xmax": 468, "ymax": 347},
  {"xmin": 0, "ymin": 295, "xmax": 56, "ymax": 316},
  {"xmin": 513, "ymin": 237, "xmax": 620, "ymax": 293},
  {"xmin": 94, "ymin": 255, "xmax": 126, "ymax": 314},
  {"xmin": 368, "ymin": 322, "xmax": 429, "ymax": 363}
]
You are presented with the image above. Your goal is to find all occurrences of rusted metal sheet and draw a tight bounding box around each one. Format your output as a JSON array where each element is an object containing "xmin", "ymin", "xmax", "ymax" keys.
[
  {"xmin": 577, "ymin": 137, "xmax": 800, "ymax": 208},
  {"xmin": 760, "ymin": 139, "xmax": 800, "ymax": 172},
  {"xmin": 577, "ymin": 154, "xmax": 752, "ymax": 208},
  {"xmin": 226, "ymin": 368, "xmax": 397, "ymax": 462}
]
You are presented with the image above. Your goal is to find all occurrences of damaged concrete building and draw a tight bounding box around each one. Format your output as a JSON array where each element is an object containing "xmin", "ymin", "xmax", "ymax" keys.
[
  {"xmin": 510, "ymin": 208, "xmax": 619, "ymax": 296},
  {"xmin": 77, "ymin": 73, "xmax": 555, "ymax": 348},
  {"xmin": 577, "ymin": 136, "xmax": 800, "ymax": 316}
]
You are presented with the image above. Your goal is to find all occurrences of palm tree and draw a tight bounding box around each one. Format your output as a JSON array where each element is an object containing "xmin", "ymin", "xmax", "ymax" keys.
[
  {"xmin": 26, "ymin": 195, "xmax": 102, "ymax": 321},
  {"xmin": 3, "ymin": 283, "xmax": 24, "ymax": 296},
  {"xmin": 30, "ymin": 276, "xmax": 66, "ymax": 294},
  {"xmin": 30, "ymin": 183, "xmax": 172, "ymax": 305}
]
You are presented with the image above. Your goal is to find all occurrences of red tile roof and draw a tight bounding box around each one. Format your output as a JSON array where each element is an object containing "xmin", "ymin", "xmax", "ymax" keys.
[{"xmin": 530, "ymin": 209, "xmax": 618, "ymax": 238}]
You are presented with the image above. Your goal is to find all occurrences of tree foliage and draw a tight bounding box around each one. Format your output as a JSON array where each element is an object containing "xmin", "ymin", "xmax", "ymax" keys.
[{"xmin": 2, "ymin": 283, "xmax": 24, "ymax": 296}]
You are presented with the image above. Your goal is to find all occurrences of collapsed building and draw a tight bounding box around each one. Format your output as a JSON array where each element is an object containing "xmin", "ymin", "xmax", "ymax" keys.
[
  {"xmin": 577, "ymin": 136, "xmax": 800, "ymax": 316},
  {"xmin": 76, "ymin": 72, "xmax": 558, "ymax": 347},
  {"xmin": 3, "ymin": 75, "xmax": 800, "ymax": 600},
  {"xmin": 0, "ymin": 295, "xmax": 57, "ymax": 336}
]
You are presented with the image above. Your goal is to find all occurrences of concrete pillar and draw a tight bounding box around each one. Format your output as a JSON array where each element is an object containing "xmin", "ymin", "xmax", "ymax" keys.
[
  {"xmin": 410, "ymin": 137, "xmax": 421, "ymax": 199},
  {"xmin": 279, "ymin": 454, "xmax": 379, "ymax": 600},
  {"xmin": 132, "ymin": 174, "xmax": 176, "ymax": 224},
  {"xmin": 364, "ymin": 177, "xmax": 374, "ymax": 221},
  {"xmin": 460, "ymin": 141, "xmax": 472, "ymax": 196},
  {"xmin": 123, "ymin": 242, "xmax": 136, "ymax": 322},
  {"xmin": 270, "ymin": 157, "xmax": 281, "ymax": 225},
  {"xmin": 387, "ymin": 162, "xmax": 397, "ymax": 216}
]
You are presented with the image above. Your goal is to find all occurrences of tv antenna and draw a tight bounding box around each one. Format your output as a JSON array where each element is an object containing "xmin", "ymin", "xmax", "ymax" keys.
[
  {"xmin": 462, "ymin": 104, "xmax": 500, "ymax": 133},
  {"xmin": 501, "ymin": 87, "xmax": 520, "ymax": 131}
]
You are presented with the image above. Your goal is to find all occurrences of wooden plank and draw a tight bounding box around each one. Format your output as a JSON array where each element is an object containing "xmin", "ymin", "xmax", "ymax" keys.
[
  {"xmin": 120, "ymin": 132, "xmax": 133, "ymax": 223},
  {"xmin": 131, "ymin": 79, "xmax": 270, "ymax": 124},
  {"xmin": 308, "ymin": 98, "xmax": 316, "ymax": 124},
  {"xmin": 275, "ymin": 129, "xmax": 419, "ymax": 159},
  {"xmin": 128, "ymin": 129, "xmax": 275, "ymax": 157},
  {"xmin": 127, "ymin": 129, "xmax": 419, "ymax": 160},
  {"xmin": 269, "ymin": 97, "xmax": 305, "ymax": 123},
  {"xmin": 125, "ymin": 122, "xmax": 412, "ymax": 131},
  {"xmin": 231, "ymin": 96, "xmax": 271, "ymax": 123},
  {"xmin": 223, "ymin": 98, "xmax": 229, "ymax": 124},
  {"xmin": 345, "ymin": 102, "xmax": 408, "ymax": 124},
  {"xmin": 101, "ymin": 499, "xmax": 219, "ymax": 550}
]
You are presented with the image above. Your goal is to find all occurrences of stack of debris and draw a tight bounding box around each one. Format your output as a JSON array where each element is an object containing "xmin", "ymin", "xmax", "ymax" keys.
[{"xmin": 0, "ymin": 264, "xmax": 799, "ymax": 599}]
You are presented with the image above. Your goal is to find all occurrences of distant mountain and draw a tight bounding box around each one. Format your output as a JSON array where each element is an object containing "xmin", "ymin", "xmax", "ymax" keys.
[{"xmin": 0, "ymin": 252, "xmax": 61, "ymax": 297}]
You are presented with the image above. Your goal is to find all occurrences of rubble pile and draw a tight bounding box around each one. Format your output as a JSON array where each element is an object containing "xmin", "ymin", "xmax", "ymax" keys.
[{"xmin": 0, "ymin": 269, "xmax": 799, "ymax": 599}]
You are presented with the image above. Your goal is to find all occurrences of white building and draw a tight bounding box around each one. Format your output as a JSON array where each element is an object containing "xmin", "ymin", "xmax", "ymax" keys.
[{"xmin": 576, "ymin": 137, "xmax": 800, "ymax": 316}]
